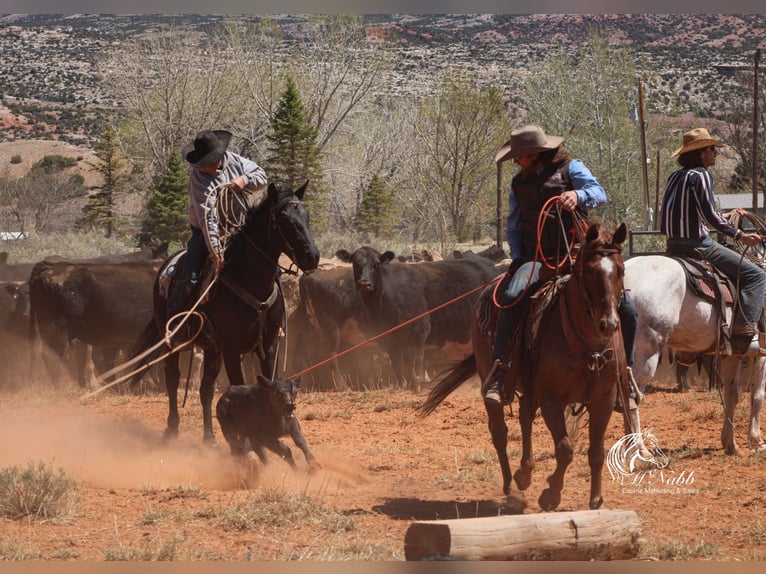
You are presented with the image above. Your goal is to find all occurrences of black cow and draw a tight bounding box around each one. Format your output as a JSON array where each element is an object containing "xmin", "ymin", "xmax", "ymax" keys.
[
  {"xmin": 28, "ymin": 257, "xmax": 161, "ymax": 388},
  {"xmin": 288, "ymin": 265, "xmax": 395, "ymax": 390},
  {"xmin": 215, "ymin": 375, "xmax": 320, "ymax": 471},
  {"xmin": 335, "ymin": 246, "xmax": 501, "ymax": 389}
]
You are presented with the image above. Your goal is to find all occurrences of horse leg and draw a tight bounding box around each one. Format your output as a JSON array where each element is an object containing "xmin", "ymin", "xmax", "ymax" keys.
[
  {"xmin": 748, "ymin": 357, "xmax": 766, "ymax": 451},
  {"xmin": 513, "ymin": 392, "xmax": 535, "ymax": 492},
  {"xmin": 720, "ymin": 358, "xmax": 744, "ymax": 456},
  {"xmin": 483, "ymin": 401, "xmax": 512, "ymax": 494},
  {"xmin": 164, "ymin": 351, "xmax": 181, "ymax": 438},
  {"xmin": 586, "ymin": 402, "xmax": 612, "ymax": 510},
  {"xmin": 222, "ymin": 349, "xmax": 246, "ymax": 387},
  {"xmin": 200, "ymin": 349, "xmax": 222, "ymax": 443},
  {"xmin": 537, "ymin": 399, "xmax": 572, "ymax": 511}
]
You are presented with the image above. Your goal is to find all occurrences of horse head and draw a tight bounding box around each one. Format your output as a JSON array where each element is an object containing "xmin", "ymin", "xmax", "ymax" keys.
[
  {"xmin": 266, "ymin": 181, "xmax": 320, "ymax": 273},
  {"xmin": 572, "ymin": 222, "xmax": 627, "ymax": 339}
]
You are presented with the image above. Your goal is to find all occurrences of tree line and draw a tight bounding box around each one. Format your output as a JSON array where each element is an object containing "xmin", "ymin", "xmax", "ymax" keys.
[{"xmin": 3, "ymin": 16, "xmax": 765, "ymax": 255}]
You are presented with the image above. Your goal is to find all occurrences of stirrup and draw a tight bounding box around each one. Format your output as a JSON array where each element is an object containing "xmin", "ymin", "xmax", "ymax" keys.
[{"xmin": 482, "ymin": 360, "xmax": 510, "ymax": 405}]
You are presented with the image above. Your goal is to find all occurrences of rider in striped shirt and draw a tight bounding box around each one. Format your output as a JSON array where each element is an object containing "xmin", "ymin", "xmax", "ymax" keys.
[{"xmin": 660, "ymin": 127, "xmax": 766, "ymax": 355}]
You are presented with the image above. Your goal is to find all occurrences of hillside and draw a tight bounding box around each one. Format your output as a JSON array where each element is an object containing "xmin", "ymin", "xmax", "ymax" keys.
[{"xmin": 1, "ymin": 13, "xmax": 765, "ymax": 145}]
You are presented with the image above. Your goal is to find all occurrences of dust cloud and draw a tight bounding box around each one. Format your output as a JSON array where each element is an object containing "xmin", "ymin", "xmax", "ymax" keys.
[{"xmin": 0, "ymin": 391, "xmax": 365, "ymax": 494}]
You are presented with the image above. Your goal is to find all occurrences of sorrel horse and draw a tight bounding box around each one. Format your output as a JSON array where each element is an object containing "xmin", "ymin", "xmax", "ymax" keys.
[
  {"xmin": 624, "ymin": 255, "xmax": 766, "ymax": 455},
  {"xmin": 419, "ymin": 222, "xmax": 628, "ymax": 510},
  {"xmin": 130, "ymin": 181, "xmax": 320, "ymax": 441}
]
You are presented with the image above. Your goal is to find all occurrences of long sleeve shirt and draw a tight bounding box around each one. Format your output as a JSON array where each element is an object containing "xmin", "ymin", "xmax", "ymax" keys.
[
  {"xmin": 660, "ymin": 167, "xmax": 739, "ymax": 240},
  {"xmin": 505, "ymin": 159, "xmax": 606, "ymax": 260},
  {"xmin": 187, "ymin": 151, "xmax": 268, "ymax": 229},
  {"xmin": 187, "ymin": 151, "xmax": 268, "ymax": 259}
]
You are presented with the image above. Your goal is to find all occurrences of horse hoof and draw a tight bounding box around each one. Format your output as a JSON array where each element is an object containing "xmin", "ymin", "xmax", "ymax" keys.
[
  {"xmin": 538, "ymin": 489, "xmax": 560, "ymax": 511},
  {"xmin": 724, "ymin": 445, "xmax": 746, "ymax": 457},
  {"xmin": 513, "ymin": 469, "xmax": 532, "ymax": 491},
  {"xmin": 589, "ymin": 496, "xmax": 604, "ymax": 510}
]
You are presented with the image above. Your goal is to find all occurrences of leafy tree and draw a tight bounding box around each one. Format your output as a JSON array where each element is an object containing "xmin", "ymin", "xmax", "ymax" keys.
[
  {"xmin": 266, "ymin": 75, "xmax": 329, "ymax": 231},
  {"xmin": 140, "ymin": 150, "xmax": 189, "ymax": 245},
  {"xmin": 79, "ymin": 124, "xmax": 126, "ymax": 237},
  {"xmin": 355, "ymin": 173, "xmax": 399, "ymax": 239}
]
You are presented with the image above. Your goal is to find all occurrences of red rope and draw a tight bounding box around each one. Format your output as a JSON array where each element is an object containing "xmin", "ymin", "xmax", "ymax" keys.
[
  {"xmin": 492, "ymin": 194, "xmax": 572, "ymax": 310},
  {"xmin": 288, "ymin": 275, "xmax": 501, "ymax": 379}
]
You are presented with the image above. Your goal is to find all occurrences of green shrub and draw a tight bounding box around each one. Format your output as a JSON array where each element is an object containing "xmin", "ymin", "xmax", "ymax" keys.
[
  {"xmin": 9, "ymin": 154, "xmax": 21, "ymax": 164},
  {"xmin": 0, "ymin": 460, "xmax": 79, "ymax": 522}
]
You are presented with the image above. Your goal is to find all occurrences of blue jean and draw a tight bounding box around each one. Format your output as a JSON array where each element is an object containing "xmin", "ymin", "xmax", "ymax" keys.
[{"xmin": 667, "ymin": 236, "xmax": 766, "ymax": 326}]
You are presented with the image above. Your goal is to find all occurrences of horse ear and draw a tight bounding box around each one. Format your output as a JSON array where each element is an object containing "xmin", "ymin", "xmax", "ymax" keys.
[
  {"xmin": 585, "ymin": 222, "xmax": 601, "ymax": 243},
  {"xmin": 295, "ymin": 180, "xmax": 309, "ymax": 200},
  {"xmin": 336, "ymin": 249, "xmax": 352, "ymax": 262},
  {"xmin": 267, "ymin": 182, "xmax": 278, "ymax": 201},
  {"xmin": 613, "ymin": 222, "xmax": 628, "ymax": 245}
]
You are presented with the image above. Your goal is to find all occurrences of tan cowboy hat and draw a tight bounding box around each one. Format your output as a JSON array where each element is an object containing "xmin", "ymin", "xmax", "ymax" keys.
[
  {"xmin": 182, "ymin": 129, "xmax": 233, "ymax": 167},
  {"xmin": 671, "ymin": 127, "xmax": 726, "ymax": 158},
  {"xmin": 495, "ymin": 125, "xmax": 564, "ymax": 163}
]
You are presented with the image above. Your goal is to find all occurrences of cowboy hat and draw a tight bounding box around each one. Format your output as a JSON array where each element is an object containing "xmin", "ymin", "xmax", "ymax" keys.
[
  {"xmin": 495, "ymin": 125, "xmax": 564, "ymax": 163},
  {"xmin": 671, "ymin": 127, "xmax": 726, "ymax": 158},
  {"xmin": 182, "ymin": 129, "xmax": 233, "ymax": 167}
]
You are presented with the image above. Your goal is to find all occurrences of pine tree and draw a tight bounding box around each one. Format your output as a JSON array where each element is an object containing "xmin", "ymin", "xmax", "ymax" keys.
[
  {"xmin": 355, "ymin": 173, "xmax": 399, "ymax": 239},
  {"xmin": 266, "ymin": 75, "xmax": 329, "ymax": 231},
  {"xmin": 140, "ymin": 149, "xmax": 189, "ymax": 245},
  {"xmin": 79, "ymin": 124, "xmax": 125, "ymax": 237}
]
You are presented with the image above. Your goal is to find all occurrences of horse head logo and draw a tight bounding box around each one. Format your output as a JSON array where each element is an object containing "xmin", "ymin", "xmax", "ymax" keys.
[{"xmin": 606, "ymin": 429, "xmax": 670, "ymax": 482}]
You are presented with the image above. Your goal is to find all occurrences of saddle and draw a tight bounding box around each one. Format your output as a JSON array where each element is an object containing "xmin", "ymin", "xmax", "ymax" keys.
[
  {"xmin": 665, "ymin": 254, "xmax": 765, "ymax": 355},
  {"xmin": 159, "ymin": 251, "xmax": 215, "ymax": 307}
]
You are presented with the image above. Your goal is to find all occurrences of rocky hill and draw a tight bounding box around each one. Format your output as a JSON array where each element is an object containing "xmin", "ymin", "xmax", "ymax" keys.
[{"xmin": 1, "ymin": 13, "xmax": 766, "ymax": 145}]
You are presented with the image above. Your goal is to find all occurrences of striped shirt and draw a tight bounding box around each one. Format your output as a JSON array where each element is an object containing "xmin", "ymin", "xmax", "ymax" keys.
[{"xmin": 659, "ymin": 167, "xmax": 738, "ymax": 240}]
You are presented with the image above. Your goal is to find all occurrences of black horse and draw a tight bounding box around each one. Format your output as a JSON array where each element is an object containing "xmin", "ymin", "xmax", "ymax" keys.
[{"xmin": 130, "ymin": 181, "xmax": 320, "ymax": 441}]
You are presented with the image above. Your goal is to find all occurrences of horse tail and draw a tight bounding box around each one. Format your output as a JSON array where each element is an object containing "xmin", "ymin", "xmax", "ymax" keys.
[{"xmin": 417, "ymin": 353, "xmax": 477, "ymax": 417}]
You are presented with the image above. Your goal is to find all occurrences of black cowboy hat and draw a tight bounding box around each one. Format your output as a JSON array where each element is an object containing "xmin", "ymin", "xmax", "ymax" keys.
[{"xmin": 182, "ymin": 129, "xmax": 233, "ymax": 167}]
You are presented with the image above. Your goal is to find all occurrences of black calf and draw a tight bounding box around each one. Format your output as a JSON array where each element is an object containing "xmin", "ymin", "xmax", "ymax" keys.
[{"xmin": 215, "ymin": 375, "xmax": 320, "ymax": 471}]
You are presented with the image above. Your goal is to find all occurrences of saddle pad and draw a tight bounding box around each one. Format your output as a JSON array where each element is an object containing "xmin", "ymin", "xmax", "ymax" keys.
[
  {"xmin": 477, "ymin": 282, "xmax": 500, "ymax": 338},
  {"xmin": 158, "ymin": 251, "xmax": 185, "ymax": 300},
  {"xmin": 671, "ymin": 256, "xmax": 734, "ymax": 304}
]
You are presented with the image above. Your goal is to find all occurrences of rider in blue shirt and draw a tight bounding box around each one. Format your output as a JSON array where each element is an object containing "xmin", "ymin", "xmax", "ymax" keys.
[{"xmin": 484, "ymin": 125, "xmax": 639, "ymax": 409}]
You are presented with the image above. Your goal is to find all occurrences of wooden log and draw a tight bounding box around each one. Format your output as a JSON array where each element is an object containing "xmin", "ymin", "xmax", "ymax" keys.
[{"xmin": 404, "ymin": 509, "xmax": 642, "ymax": 561}]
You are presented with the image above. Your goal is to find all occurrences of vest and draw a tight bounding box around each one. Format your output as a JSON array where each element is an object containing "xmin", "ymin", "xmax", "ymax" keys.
[{"xmin": 512, "ymin": 159, "xmax": 586, "ymax": 263}]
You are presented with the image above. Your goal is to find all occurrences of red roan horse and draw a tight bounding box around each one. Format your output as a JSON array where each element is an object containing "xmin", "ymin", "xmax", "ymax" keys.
[{"xmin": 419, "ymin": 222, "xmax": 628, "ymax": 510}]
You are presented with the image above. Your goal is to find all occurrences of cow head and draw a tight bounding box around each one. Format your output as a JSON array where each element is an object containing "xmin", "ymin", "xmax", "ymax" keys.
[
  {"xmin": 335, "ymin": 246, "xmax": 396, "ymax": 295},
  {"xmin": 256, "ymin": 374, "xmax": 300, "ymax": 417}
]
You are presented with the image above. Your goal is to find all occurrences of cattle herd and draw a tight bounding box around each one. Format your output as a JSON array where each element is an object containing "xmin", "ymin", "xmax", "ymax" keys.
[{"xmin": 0, "ymin": 242, "xmax": 508, "ymax": 466}]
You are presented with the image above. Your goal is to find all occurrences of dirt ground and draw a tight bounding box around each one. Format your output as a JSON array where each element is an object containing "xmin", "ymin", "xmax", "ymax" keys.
[{"xmin": 0, "ymin": 361, "xmax": 765, "ymax": 562}]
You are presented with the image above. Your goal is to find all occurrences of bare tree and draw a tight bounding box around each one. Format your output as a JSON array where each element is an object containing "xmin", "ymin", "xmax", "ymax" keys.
[
  {"xmin": 101, "ymin": 25, "xmax": 250, "ymax": 176},
  {"xmin": 406, "ymin": 75, "xmax": 508, "ymax": 244}
]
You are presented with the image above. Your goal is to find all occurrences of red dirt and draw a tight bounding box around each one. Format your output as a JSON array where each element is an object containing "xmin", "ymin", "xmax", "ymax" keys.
[{"xmin": 0, "ymin": 365, "xmax": 765, "ymax": 561}]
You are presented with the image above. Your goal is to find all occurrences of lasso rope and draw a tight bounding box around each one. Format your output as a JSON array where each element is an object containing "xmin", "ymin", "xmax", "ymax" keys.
[{"xmin": 492, "ymin": 195, "xmax": 587, "ymax": 309}]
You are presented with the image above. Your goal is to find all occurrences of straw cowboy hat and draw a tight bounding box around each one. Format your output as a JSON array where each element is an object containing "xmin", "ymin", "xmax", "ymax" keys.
[
  {"xmin": 495, "ymin": 125, "xmax": 564, "ymax": 163},
  {"xmin": 182, "ymin": 129, "xmax": 233, "ymax": 167},
  {"xmin": 671, "ymin": 127, "xmax": 726, "ymax": 158}
]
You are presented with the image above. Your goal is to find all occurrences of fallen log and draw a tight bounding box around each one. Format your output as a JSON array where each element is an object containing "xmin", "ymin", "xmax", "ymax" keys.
[{"xmin": 404, "ymin": 509, "xmax": 642, "ymax": 561}]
